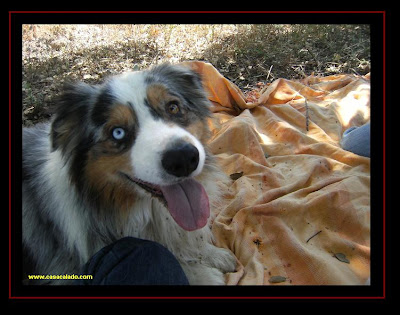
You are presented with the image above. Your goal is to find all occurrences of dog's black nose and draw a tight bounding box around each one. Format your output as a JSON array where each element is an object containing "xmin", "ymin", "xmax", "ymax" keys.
[{"xmin": 162, "ymin": 143, "xmax": 199, "ymax": 178}]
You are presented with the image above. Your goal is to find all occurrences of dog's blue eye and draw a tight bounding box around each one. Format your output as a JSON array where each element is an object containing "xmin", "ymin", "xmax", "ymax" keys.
[{"xmin": 112, "ymin": 127, "xmax": 125, "ymax": 140}]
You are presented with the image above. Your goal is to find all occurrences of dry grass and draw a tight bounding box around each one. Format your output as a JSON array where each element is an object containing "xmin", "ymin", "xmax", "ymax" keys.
[{"xmin": 22, "ymin": 24, "xmax": 370, "ymax": 126}]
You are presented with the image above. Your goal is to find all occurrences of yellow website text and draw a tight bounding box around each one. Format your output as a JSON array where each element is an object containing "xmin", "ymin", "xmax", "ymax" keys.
[{"xmin": 28, "ymin": 274, "xmax": 93, "ymax": 280}]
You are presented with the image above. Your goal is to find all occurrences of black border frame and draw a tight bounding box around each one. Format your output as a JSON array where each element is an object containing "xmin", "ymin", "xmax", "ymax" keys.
[{"xmin": 9, "ymin": 11, "xmax": 387, "ymax": 301}]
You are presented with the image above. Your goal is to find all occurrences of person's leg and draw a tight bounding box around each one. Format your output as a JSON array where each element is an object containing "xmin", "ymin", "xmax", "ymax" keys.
[
  {"xmin": 340, "ymin": 122, "xmax": 370, "ymax": 158},
  {"xmin": 75, "ymin": 237, "xmax": 189, "ymax": 285}
]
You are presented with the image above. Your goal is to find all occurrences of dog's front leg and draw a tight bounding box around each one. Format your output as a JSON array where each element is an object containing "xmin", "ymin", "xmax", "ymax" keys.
[{"xmin": 180, "ymin": 245, "xmax": 236, "ymax": 285}]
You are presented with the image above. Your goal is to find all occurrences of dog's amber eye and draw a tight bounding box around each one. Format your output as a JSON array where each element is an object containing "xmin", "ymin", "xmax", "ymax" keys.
[{"xmin": 167, "ymin": 102, "xmax": 180, "ymax": 115}]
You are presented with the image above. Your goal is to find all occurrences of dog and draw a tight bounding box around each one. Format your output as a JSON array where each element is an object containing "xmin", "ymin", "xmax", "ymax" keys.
[{"xmin": 22, "ymin": 63, "xmax": 237, "ymax": 285}]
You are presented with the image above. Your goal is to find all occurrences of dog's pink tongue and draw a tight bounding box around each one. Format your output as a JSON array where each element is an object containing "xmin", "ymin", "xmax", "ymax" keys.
[{"xmin": 160, "ymin": 179, "xmax": 210, "ymax": 231}]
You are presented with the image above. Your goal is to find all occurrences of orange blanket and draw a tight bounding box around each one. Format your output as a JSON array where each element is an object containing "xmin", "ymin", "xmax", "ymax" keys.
[{"xmin": 183, "ymin": 61, "xmax": 371, "ymax": 285}]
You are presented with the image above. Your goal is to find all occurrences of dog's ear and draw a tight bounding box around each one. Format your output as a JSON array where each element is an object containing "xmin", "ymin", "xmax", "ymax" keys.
[
  {"xmin": 51, "ymin": 82, "xmax": 98, "ymax": 153},
  {"xmin": 149, "ymin": 63, "xmax": 211, "ymax": 118},
  {"xmin": 175, "ymin": 66, "xmax": 211, "ymax": 118}
]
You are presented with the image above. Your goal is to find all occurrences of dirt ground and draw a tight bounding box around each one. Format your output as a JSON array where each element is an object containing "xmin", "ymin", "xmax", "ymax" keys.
[{"xmin": 22, "ymin": 24, "xmax": 370, "ymax": 126}]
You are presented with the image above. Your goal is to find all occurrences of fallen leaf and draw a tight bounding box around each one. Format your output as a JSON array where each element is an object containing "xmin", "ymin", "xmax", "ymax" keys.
[
  {"xmin": 230, "ymin": 171, "xmax": 244, "ymax": 181},
  {"xmin": 268, "ymin": 276, "xmax": 287, "ymax": 283},
  {"xmin": 334, "ymin": 253, "xmax": 350, "ymax": 264}
]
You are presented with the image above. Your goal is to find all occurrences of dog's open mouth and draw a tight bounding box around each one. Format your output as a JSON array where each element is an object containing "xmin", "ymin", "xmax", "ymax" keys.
[
  {"xmin": 121, "ymin": 173, "xmax": 164, "ymax": 198},
  {"xmin": 120, "ymin": 172, "xmax": 210, "ymax": 231}
]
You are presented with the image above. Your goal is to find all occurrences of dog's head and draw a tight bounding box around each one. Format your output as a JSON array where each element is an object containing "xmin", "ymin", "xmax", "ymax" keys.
[{"xmin": 51, "ymin": 64, "xmax": 213, "ymax": 231}]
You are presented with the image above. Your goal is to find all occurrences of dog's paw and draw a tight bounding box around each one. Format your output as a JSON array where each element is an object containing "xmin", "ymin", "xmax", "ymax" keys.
[
  {"xmin": 204, "ymin": 245, "xmax": 237, "ymax": 273},
  {"xmin": 182, "ymin": 264, "xmax": 227, "ymax": 285}
]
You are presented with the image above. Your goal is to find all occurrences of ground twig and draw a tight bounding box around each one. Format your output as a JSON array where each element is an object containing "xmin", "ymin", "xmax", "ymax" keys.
[{"xmin": 305, "ymin": 99, "xmax": 309, "ymax": 132}]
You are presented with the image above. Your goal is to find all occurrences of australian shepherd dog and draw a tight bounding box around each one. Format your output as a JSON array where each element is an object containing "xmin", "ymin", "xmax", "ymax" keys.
[{"xmin": 22, "ymin": 63, "xmax": 236, "ymax": 285}]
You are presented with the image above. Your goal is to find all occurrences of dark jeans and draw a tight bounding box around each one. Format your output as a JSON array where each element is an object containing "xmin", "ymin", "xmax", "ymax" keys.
[
  {"xmin": 75, "ymin": 237, "xmax": 189, "ymax": 285},
  {"xmin": 340, "ymin": 122, "xmax": 370, "ymax": 158}
]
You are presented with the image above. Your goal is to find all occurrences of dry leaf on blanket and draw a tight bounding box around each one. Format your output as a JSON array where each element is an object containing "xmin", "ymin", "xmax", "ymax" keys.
[
  {"xmin": 334, "ymin": 253, "xmax": 350, "ymax": 264},
  {"xmin": 230, "ymin": 172, "xmax": 244, "ymax": 181},
  {"xmin": 268, "ymin": 276, "xmax": 287, "ymax": 283}
]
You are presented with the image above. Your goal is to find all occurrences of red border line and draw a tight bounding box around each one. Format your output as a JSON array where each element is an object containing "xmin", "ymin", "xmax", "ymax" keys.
[
  {"xmin": 9, "ymin": 10, "xmax": 386, "ymax": 14},
  {"xmin": 9, "ymin": 10, "xmax": 13, "ymax": 300},
  {"xmin": 9, "ymin": 296, "xmax": 386, "ymax": 300},
  {"xmin": 382, "ymin": 10, "xmax": 386, "ymax": 299}
]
